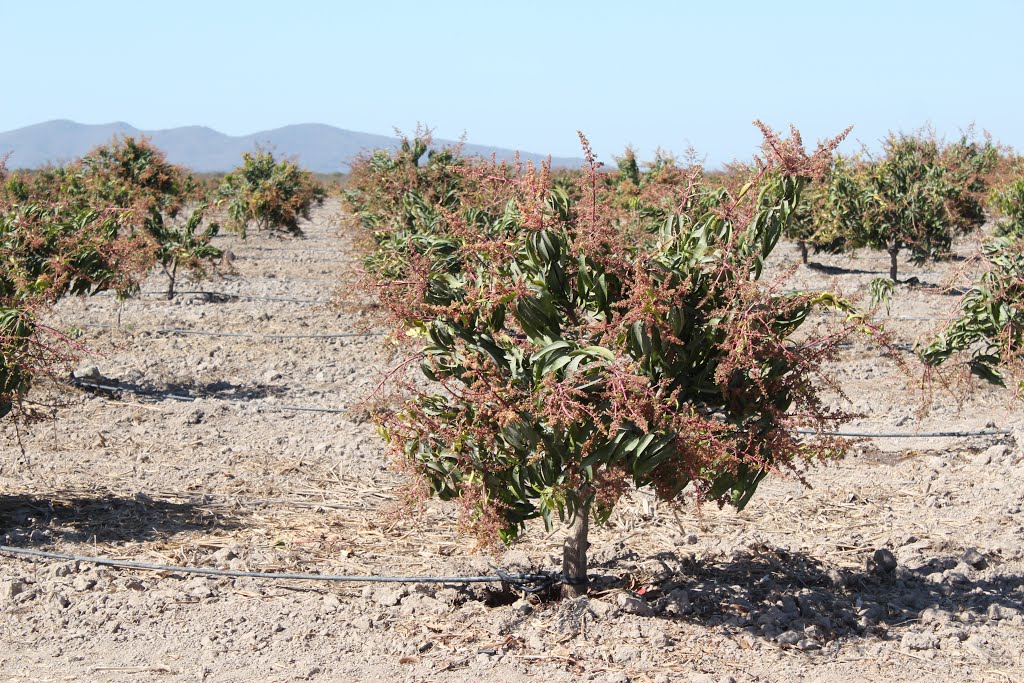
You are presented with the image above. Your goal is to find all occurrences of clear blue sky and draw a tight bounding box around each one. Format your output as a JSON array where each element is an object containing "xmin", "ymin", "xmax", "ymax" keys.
[{"xmin": 2, "ymin": 1, "xmax": 1021, "ymax": 167}]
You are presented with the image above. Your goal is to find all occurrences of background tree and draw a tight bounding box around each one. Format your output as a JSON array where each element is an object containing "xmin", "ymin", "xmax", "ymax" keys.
[
  {"xmin": 216, "ymin": 149, "xmax": 325, "ymax": 237},
  {"xmin": 0, "ymin": 159, "xmax": 155, "ymax": 419},
  {"xmin": 991, "ymin": 176, "xmax": 1024, "ymax": 239},
  {"xmin": 148, "ymin": 203, "xmax": 222, "ymax": 299},
  {"xmin": 826, "ymin": 132, "xmax": 994, "ymax": 282},
  {"xmin": 0, "ymin": 136, "xmax": 212, "ymax": 417},
  {"xmin": 784, "ymin": 153, "xmax": 854, "ymax": 264}
]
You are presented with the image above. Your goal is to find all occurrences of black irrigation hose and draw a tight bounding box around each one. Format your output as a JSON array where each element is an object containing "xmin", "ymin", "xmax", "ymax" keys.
[
  {"xmin": 72, "ymin": 378, "xmax": 1014, "ymax": 437},
  {"xmin": 145, "ymin": 290, "xmax": 331, "ymax": 305},
  {"xmin": 796, "ymin": 428, "xmax": 1011, "ymax": 438},
  {"xmin": 79, "ymin": 323, "xmax": 383, "ymax": 340},
  {"xmin": 162, "ymin": 328, "xmax": 381, "ymax": 340},
  {"xmin": 0, "ymin": 545, "xmax": 561, "ymax": 592}
]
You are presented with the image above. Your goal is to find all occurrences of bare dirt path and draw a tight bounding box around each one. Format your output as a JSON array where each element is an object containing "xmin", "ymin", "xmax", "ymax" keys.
[{"xmin": 2, "ymin": 203, "xmax": 1023, "ymax": 682}]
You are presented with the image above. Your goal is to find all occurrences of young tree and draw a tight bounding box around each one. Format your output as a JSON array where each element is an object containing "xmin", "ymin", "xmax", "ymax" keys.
[
  {"xmin": 784, "ymin": 154, "xmax": 855, "ymax": 265},
  {"xmin": 0, "ymin": 165, "xmax": 155, "ymax": 418},
  {"xmin": 0, "ymin": 136, "xmax": 210, "ymax": 417},
  {"xmin": 148, "ymin": 204, "xmax": 222, "ymax": 299},
  {"xmin": 921, "ymin": 235, "xmax": 1024, "ymax": 386},
  {"xmin": 356, "ymin": 125, "xmax": 866, "ymax": 595},
  {"xmin": 827, "ymin": 132, "xmax": 994, "ymax": 282},
  {"xmin": 216, "ymin": 149, "xmax": 325, "ymax": 237},
  {"xmin": 991, "ymin": 176, "xmax": 1024, "ymax": 240}
]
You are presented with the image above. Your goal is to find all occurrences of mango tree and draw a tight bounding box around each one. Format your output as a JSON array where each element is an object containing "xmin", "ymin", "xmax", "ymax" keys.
[
  {"xmin": 355, "ymin": 124, "xmax": 869, "ymax": 596},
  {"xmin": 216, "ymin": 149, "xmax": 325, "ymax": 237},
  {"xmin": 827, "ymin": 132, "xmax": 994, "ymax": 282}
]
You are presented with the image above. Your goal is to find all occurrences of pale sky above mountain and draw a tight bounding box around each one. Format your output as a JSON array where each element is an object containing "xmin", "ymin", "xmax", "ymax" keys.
[{"xmin": 2, "ymin": 0, "xmax": 1021, "ymax": 167}]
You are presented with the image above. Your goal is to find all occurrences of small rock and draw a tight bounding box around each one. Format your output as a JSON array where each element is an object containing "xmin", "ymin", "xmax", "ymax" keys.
[
  {"xmin": 919, "ymin": 607, "xmax": 951, "ymax": 624},
  {"xmin": 73, "ymin": 365, "xmax": 101, "ymax": 380},
  {"xmin": 1, "ymin": 579, "xmax": 26, "ymax": 601},
  {"xmin": 210, "ymin": 547, "xmax": 237, "ymax": 564},
  {"xmin": 613, "ymin": 644, "xmax": 640, "ymax": 663},
  {"xmin": 375, "ymin": 588, "xmax": 404, "ymax": 607},
  {"xmin": 616, "ymin": 592, "xmax": 654, "ymax": 617},
  {"xmin": 512, "ymin": 598, "xmax": 533, "ymax": 616},
  {"xmin": 72, "ymin": 577, "xmax": 96, "ymax": 592},
  {"xmin": 777, "ymin": 630, "xmax": 802, "ymax": 646},
  {"xmin": 185, "ymin": 408, "xmax": 205, "ymax": 425},
  {"xmin": 942, "ymin": 569, "xmax": 970, "ymax": 584},
  {"xmin": 263, "ymin": 370, "xmax": 282, "ymax": 383},
  {"xmin": 653, "ymin": 675, "xmax": 671, "ymax": 683},
  {"xmin": 605, "ymin": 673, "xmax": 630, "ymax": 683},
  {"xmin": 988, "ymin": 604, "xmax": 1021, "ymax": 621},
  {"xmin": 798, "ymin": 634, "xmax": 823, "ymax": 651},
  {"xmin": 588, "ymin": 598, "xmax": 619, "ymax": 619},
  {"xmin": 939, "ymin": 626, "xmax": 968, "ymax": 642},
  {"xmin": 972, "ymin": 451, "xmax": 992, "ymax": 467},
  {"xmin": 322, "ymin": 594, "xmax": 342, "ymax": 612},
  {"xmin": 901, "ymin": 632, "xmax": 938, "ymax": 651},
  {"xmin": 51, "ymin": 593, "xmax": 71, "ymax": 609},
  {"xmin": 868, "ymin": 548, "xmax": 898, "ymax": 574},
  {"xmin": 960, "ymin": 548, "xmax": 987, "ymax": 570}
]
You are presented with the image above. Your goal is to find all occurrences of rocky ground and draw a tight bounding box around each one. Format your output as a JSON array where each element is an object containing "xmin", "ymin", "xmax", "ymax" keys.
[{"xmin": 1, "ymin": 200, "xmax": 1023, "ymax": 682}]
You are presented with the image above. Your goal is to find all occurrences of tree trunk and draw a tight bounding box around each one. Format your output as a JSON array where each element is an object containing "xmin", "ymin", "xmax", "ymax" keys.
[
  {"xmin": 888, "ymin": 245, "xmax": 899, "ymax": 283},
  {"xmin": 166, "ymin": 261, "xmax": 177, "ymax": 300},
  {"xmin": 561, "ymin": 501, "xmax": 590, "ymax": 598},
  {"xmin": 798, "ymin": 240, "xmax": 809, "ymax": 265}
]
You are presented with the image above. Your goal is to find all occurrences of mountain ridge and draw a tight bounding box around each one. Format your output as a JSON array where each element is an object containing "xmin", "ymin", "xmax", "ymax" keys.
[{"xmin": 0, "ymin": 120, "xmax": 584, "ymax": 173}]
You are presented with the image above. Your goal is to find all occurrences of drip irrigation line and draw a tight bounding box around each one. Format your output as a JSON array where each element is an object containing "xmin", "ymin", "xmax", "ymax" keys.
[
  {"xmin": 72, "ymin": 379, "xmax": 1014, "ymax": 436},
  {"xmin": 163, "ymin": 328, "xmax": 380, "ymax": 340},
  {"xmin": 94, "ymin": 290, "xmax": 332, "ymax": 304},
  {"xmin": 797, "ymin": 428, "xmax": 1011, "ymax": 438},
  {"xmin": 143, "ymin": 290, "xmax": 331, "ymax": 305},
  {"xmin": 78, "ymin": 323, "xmax": 383, "ymax": 340},
  {"xmin": 238, "ymin": 247, "xmax": 348, "ymax": 254},
  {"xmin": 0, "ymin": 545, "xmax": 561, "ymax": 592}
]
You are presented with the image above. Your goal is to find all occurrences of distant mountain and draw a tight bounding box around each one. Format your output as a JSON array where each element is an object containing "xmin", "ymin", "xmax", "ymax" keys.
[{"xmin": 0, "ymin": 120, "xmax": 583, "ymax": 173}]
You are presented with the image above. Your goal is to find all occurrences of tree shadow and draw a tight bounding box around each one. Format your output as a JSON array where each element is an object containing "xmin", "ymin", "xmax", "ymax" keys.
[
  {"xmin": 903, "ymin": 278, "xmax": 973, "ymax": 296},
  {"xmin": 71, "ymin": 376, "xmax": 286, "ymax": 402},
  {"xmin": 606, "ymin": 546, "xmax": 1024, "ymax": 647},
  {"xmin": 806, "ymin": 262, "xmax": 887, "ymax": 276},
  {"xmin": 0, "ymin": 492, "xmax": 240, "ymax": 545}
]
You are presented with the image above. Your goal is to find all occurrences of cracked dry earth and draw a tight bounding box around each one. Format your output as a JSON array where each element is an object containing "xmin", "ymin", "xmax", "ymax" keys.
[{"xmin": 2, "ymin": 200, "xmax": 1024, "ymax": 682}]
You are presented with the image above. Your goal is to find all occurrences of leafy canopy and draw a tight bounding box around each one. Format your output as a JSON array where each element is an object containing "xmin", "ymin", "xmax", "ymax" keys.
[
  {"xmin": 353, "ymin": 125, "xmax": 866, "ymax": 545},
  {"xmin": 216, "ymin": 149, "xmax": 325, "ymax": 237}
]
